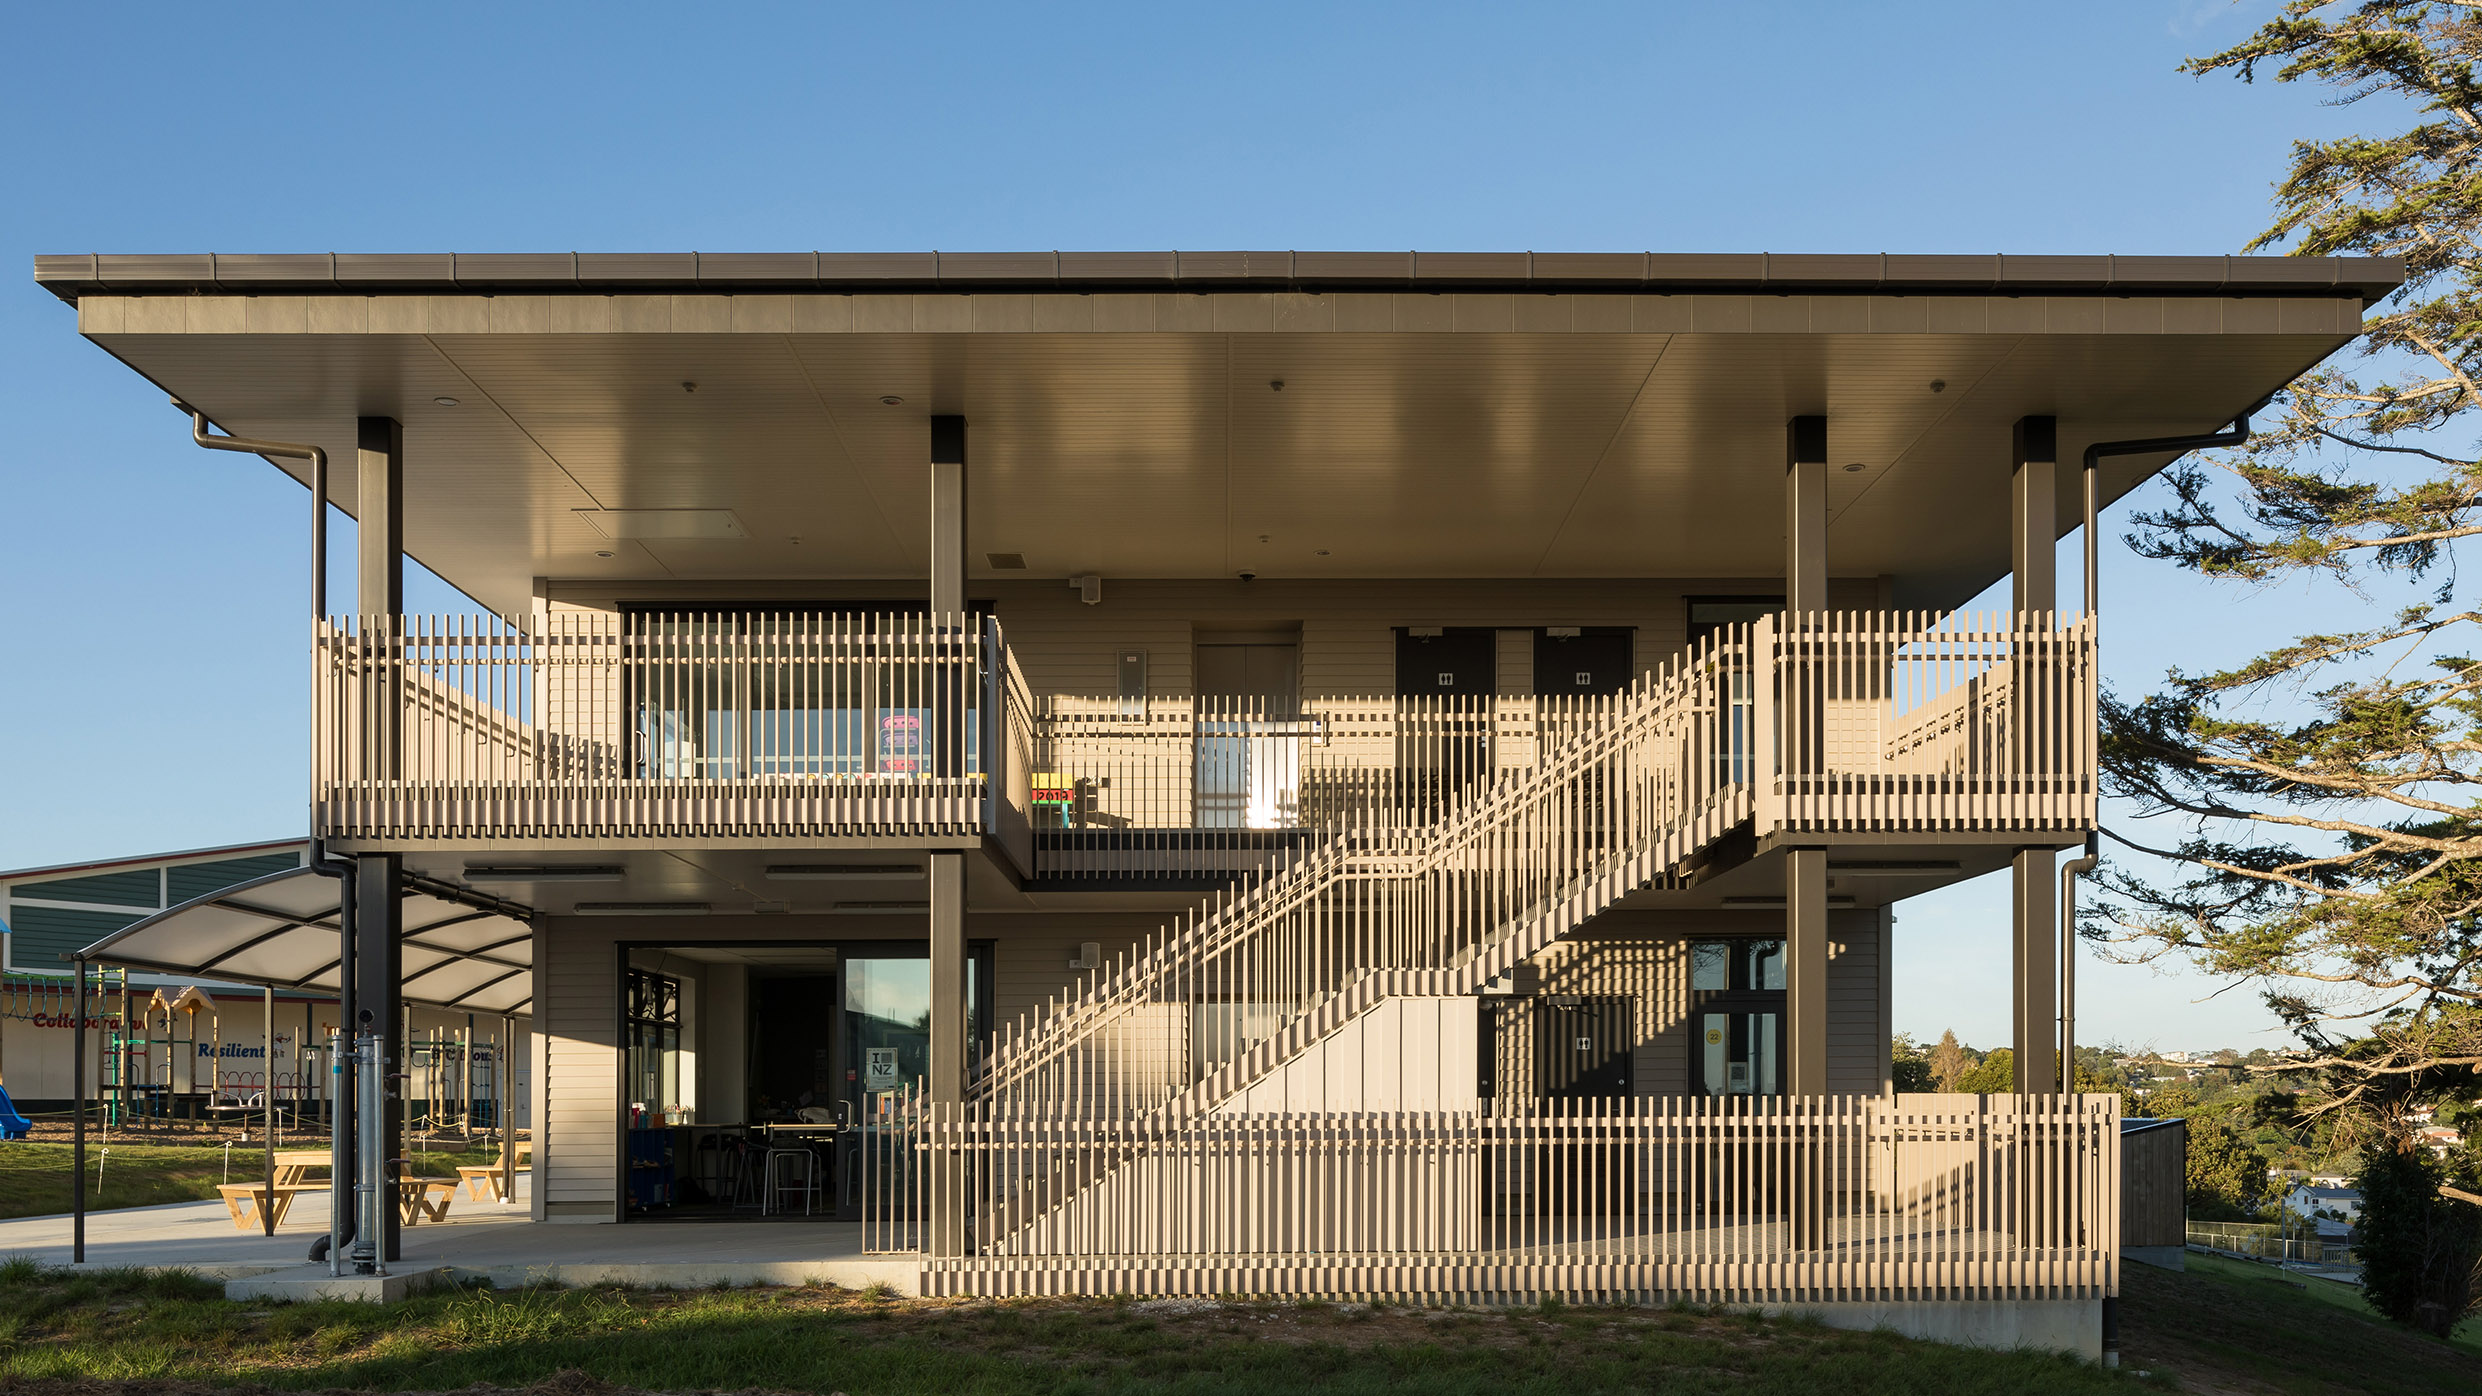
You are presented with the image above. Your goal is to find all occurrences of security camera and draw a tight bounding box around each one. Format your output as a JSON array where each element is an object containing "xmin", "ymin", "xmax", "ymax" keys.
[{"xmin": 1237, "ymin": 569, "xmax": 1258, "ymax": 582}]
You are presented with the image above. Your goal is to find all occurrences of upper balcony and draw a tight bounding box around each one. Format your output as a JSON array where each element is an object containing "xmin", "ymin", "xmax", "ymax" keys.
[{"xmin": 312, "ymin": 607, "xmax": 2094, "ymax": 876}]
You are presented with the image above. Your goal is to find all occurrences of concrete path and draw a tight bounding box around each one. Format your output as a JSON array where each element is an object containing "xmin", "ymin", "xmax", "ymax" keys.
[{"xmin": 0, "ymin": 1177, "xmax": 921, "ymax": 1295}]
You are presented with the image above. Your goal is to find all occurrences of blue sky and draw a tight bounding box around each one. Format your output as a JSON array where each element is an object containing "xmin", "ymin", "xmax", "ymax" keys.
[{"xmin": 0, "ymin": 1, "xmax": 2419, "ymax": 1052}]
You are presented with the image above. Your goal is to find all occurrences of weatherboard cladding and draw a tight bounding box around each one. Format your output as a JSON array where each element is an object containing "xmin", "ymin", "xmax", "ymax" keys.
[
  {"xmin": 2, "ymin": 851, "xmax": 308, "ymax": 973},
  {"xmin": 6, "ymin": 905, "xmax": 142, "ymax": 970},
  {"xmin": 166, "ymin": 853, "xmax": 309, "ymax": 904}
]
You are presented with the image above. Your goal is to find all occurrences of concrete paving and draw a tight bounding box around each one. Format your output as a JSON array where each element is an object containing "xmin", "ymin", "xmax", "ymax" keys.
[{"xmin": 0, "ymin": 1176, "xmax": 923, "ymax": 1297}]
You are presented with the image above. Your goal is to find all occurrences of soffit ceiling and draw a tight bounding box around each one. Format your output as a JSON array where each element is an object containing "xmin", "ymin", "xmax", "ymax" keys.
[{"xmin": 88, "ymin": 320, "xmax": 2353, "ymax": 613}]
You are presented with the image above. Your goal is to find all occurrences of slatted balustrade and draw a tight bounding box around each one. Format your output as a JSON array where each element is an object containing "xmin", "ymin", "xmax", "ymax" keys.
[
  {"xmin": 868, "ymin": 1092, "xmax": 2119, "ymax": 1304},
  {"xmin": 311, "ymin": 608, "xmax": 2094, "ymax": 851},
  {"xmin": 1030, "ymin": 695, "xmax": 1616, "ymax": 881},
  {"xmin": 1761, "ymin": 610, "xmax": 2096, "ymax": 834},
  {"xmin": 314, "ymin": 612, "xmax": 1006, "ymax": 842}
]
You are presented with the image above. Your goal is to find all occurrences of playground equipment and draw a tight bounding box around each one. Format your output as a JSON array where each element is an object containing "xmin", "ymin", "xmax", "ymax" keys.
[
  {"xmin": 0, "ymin": 967, "xmax": 129, "ymax": 1124},
  {"xmin": 0, "ymin": 973, "xmax": 93, "ymax": 1022},
  {"xmin": 0, "ymin": 1081, "xmax": 30, "ymax": 1140},
  {"xmin": 407, "ymin": 1020, "xmax": 509, "ymax": 1141}
]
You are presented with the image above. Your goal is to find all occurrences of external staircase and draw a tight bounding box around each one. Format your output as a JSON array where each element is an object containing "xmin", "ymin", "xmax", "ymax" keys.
[{"xmin": 972, "ymin": 620, "xmax": 1760, "ymax": 1118}]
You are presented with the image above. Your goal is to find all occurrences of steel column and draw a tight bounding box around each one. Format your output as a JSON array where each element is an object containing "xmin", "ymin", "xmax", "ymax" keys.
[
  {"xmin": 354, "ymin": 855, "xmax": 404, "ymax": 1260},
  {"xmin": 1786, "ymin": 847, "xmax": 1830, "ymax": 1095},
  {"xmin": 2011, "ymin": 416, "xmax": 2060, "ymax": 1093}
]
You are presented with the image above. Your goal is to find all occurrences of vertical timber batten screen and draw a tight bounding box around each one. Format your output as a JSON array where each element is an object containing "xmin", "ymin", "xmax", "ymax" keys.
[
  {"xmin": 1757, "ymin": 610, "xmax": 2097, "ymax": 836},
  {"xmin": 880, "ymin": 1093, "xmax": 2120, "ymax": 1303},
  {"xmin": 314, "ymin": 612, "xmax": 997, "ymax": 841}
]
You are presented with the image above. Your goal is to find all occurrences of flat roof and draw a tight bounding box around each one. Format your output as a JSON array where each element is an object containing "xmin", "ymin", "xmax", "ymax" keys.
[
  {"xmin": 34, "ymin": 249, "xmax": 2406, "ymax": 303},
  {"xmin": 42, "ymin": 250, "xmax": 2402, "ymax": 614}
]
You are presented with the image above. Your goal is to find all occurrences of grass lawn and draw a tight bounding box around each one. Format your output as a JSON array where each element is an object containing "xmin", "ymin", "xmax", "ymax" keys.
[
  {"xmin": 2118, "ymin": 1252, "xmax": 2482, "ymax": 1391},
  {"xmin": 0, "ymin": 1263, "xmax": 2132, "ymax": 1396},
  {"xmin": 0, "ymin": 1142, "xmax": 510, "ymax": 1221},
  {"xmin": 0, "ymin": 1249, "xmax": 2469, "ymax": 1394}
]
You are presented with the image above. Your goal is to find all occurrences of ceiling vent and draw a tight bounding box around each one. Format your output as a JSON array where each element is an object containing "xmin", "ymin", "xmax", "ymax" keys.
[
  {"xmin": 986, "ymin": 552, "xmax": 1028, "ymax": 570},
  {"xmin": 575, "ymin": 508, "xmax": 747, "ymax": 540}
]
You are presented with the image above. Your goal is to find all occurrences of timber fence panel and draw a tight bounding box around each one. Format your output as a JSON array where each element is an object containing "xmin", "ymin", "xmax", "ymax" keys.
[{"xmin": 912, "ymin": 1094, "xmax": 2119, "ymax": 1304}]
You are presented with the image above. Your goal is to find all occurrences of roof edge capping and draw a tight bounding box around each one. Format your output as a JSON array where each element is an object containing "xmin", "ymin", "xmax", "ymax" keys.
[{"xmin": 31, "ymin": 251, "xmax": 2409, "ymax": 306}]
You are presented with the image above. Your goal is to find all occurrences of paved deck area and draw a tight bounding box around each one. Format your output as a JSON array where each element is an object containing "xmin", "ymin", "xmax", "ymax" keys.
[{"xmin": 0, "ymin": 1178, "xmax": 921, "ymax": 1294}]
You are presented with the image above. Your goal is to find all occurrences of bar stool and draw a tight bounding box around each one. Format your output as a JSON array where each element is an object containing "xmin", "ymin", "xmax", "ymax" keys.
[{"xmin": 764, "ymin": 1145, "xmax": 818, "ymax": 1216}]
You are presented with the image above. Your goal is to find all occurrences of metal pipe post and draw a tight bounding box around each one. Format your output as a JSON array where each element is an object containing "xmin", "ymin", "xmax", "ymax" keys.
[
  {"xmin": 262, "ymin": 985, "xmax": 277, "ymax": 1236},
  {"xmin": 72, "ymin": 962, "xmax": 87, "ymax": 1264}
]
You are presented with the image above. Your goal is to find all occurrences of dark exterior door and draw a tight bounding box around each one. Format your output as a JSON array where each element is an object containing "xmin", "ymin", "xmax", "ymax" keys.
[
  {"xmin": 1395, "ymin": 628, "xmax": 1496, "ymax": 697},
  {"xmin": 1480, "ymin": 995, "xmax": 1633, "ymax": 1100},
  {"xmin": 1533, "ymin": 629, "xmax": 1634, "ymax": 698},
  {"xmin": 1395, "ymin": 629, "xmax": 1496, "ymax": 817},
  {"xmin": 1534, "ymin": 996, "xmax": 1633, "ymax": 1098},
  {"xmin": 1480, "ymin": 995, "xmax": 1636, "ymax": 1219},
  {"xmin": 1195, "ymin": 642, "xmax": 1301, "ymax": 828}
]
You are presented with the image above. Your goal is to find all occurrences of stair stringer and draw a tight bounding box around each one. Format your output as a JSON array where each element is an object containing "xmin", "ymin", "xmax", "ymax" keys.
[{"xmin": 1170, "ymin": 785, "xmax": 1752, "ymax": 1118}]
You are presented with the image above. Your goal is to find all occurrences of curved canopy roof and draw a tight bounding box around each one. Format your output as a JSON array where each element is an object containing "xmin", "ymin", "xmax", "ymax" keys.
[{"xmin": 73, "ymin": 868, "xmax": 535, "ymax": 1016}]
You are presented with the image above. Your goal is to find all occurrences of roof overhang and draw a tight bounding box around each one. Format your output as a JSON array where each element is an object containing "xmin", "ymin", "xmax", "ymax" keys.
[
  {"xmin": 41, "ymin": 250, "xmax": 2406, "ymax": 614},
  {"xmin": 73, "ymin": 868, "xmax": 535, "ymax": 1016}
]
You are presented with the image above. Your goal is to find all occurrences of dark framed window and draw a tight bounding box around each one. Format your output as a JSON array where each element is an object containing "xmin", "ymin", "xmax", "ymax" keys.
[
  {"xmin": 1687, "ymin": 938, "xmax": 1785, "ymax": 1097},
  {"xmin": 620, "ymin": 605, "xmax": 991, "ymax": 781},
  {"xmin": 625, "ymin": 967, "xmax": 682, "ymax": 1122}
]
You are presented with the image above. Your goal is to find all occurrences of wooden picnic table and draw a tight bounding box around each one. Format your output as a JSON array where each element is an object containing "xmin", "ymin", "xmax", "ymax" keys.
[
  {"xmin": 215, "ymin": 1150, "xmax": 477, "ymax": 1231},
  {"xmin": 215, "ymin": 1150, "xmax": 338, "ymax": 1230}
]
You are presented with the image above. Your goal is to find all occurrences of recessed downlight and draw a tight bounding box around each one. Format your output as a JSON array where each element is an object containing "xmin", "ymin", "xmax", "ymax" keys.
[
  {"xmin": 433, "ymin": 396, "xmax": 461, "ymax": 407},
  {"xmin": 1843, "ymin": 463, "xmax": 1866, "ymax": 473},
  {"xmin": 880, "ymin": 395, "xmax": 904, "ymax": 406}
]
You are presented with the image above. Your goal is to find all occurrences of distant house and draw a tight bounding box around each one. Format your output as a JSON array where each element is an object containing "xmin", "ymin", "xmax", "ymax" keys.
[
  {"xmin": 2415, "ymin": 1125, "xmax": 2464, "ymax": 1156},
  {"xmin": 2283, "ymin": 1184, "xmax": 2362, "ymax": 1240}
]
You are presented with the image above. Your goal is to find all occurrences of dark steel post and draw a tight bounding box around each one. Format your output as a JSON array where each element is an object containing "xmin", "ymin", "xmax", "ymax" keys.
[
  {"xmin": 72, "ymin": 962, "xmax": 87, "ymax": 1264},
  {"xmin": 262, "ymin": 985, "xmax": 277, "ymax": 1236}
]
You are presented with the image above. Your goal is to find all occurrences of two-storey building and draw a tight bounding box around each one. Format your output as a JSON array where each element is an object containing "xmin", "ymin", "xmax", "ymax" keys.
[{"xmin": 39, "ymin": 248, "xmax": 2399, "ymax": 1353}]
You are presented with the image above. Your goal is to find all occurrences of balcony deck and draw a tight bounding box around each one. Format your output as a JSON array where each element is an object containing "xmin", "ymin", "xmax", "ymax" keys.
[{"xmin": 312, "ymin": 609, "xmax": 2095, "ymax": 864}]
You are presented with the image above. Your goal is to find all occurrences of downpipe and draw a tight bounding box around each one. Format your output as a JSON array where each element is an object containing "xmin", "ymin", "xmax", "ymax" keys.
[
  {"xmin": 2068, "ymin": 408, "xmax": 2255, "ymax": 1370},
  {"xmin": 2059, "ymin": 832, "xmax": 2098, "ymax": 1085},
  {"xmin": 2062, "ymin": 402, "xmax": 2262, "ymax": 1057},
  {"xmin": 181, "ymin": 402, "xmax": 362, "ymax": 1264}
]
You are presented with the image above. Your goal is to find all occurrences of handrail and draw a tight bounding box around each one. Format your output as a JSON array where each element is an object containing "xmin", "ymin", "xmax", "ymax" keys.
[
  {"xmin": 975, "ymin": 608, "xmax": 2099, "ymax": 1112},
  {"xmin": 975, "ymin": 623, "xmax": 1755, "ymax": 1111}
]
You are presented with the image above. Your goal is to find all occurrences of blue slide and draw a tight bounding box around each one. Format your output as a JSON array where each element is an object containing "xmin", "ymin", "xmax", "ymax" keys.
[{"xmin": 0, "ymin": 1084, "xmax": 31, "ymax": 1141}]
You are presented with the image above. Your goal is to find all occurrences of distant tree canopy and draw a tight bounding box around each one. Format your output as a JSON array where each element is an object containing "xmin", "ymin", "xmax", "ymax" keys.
[
  {"xmin": 1955, "ymin": 1049, "xmax": 2016, "ymax": 1095},
  {"xmin": 1930, "ymin": 1030, "xmax": 1973, "ymax": 1092},
  {"xmin": 1891, "ymin": 1034, "xmax": 1937, "ymax": 1093},
  {"xmin": 2097, "ymin": 0, "xmax": 2482, "ymax": 1137}
]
